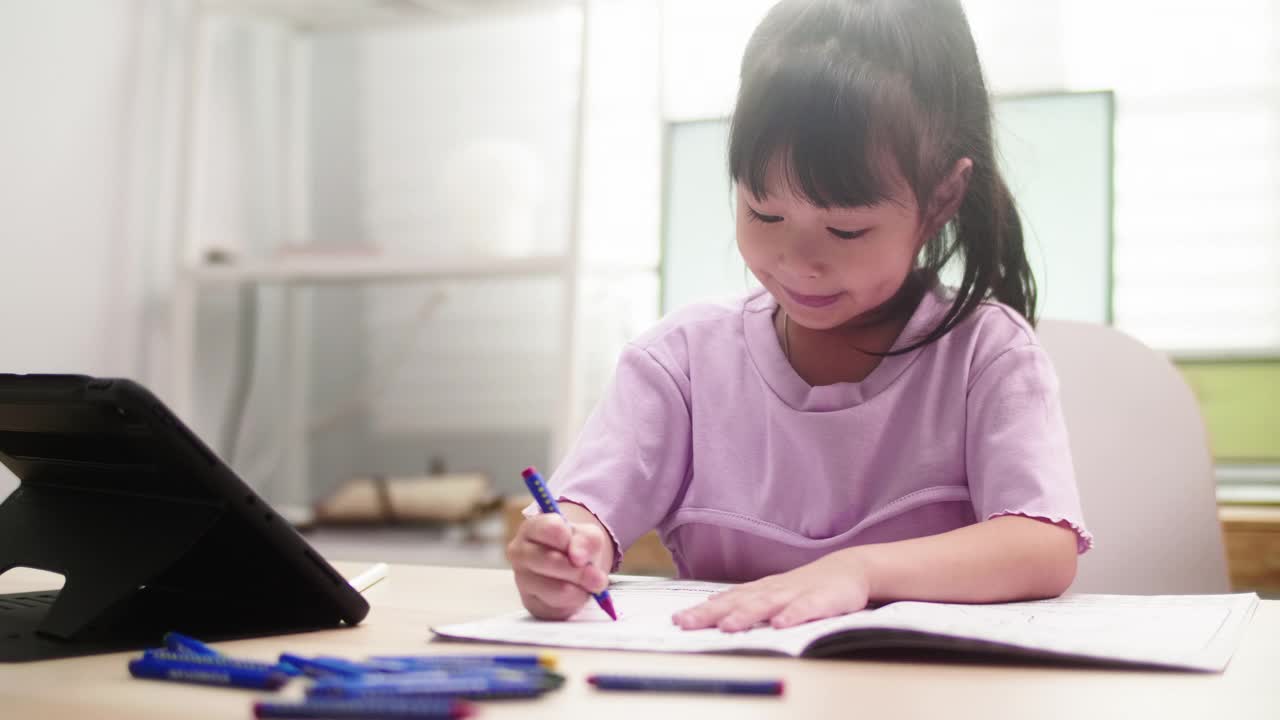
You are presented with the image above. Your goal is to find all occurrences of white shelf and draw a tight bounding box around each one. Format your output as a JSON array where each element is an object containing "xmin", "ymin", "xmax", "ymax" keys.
[
  {"xmin": 184, "ymin": 253, "xmax": 572, "ymax": 285},
  {"xmin": 200, "ymin": 0, "xmax": 579, "ymax": 29},
  {"xmin": 184, "ymin": 253, "xmax": 659, "ymax": 285}
]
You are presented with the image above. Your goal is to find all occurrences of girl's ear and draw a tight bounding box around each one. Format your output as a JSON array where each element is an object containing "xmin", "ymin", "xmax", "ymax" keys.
[{"xmin": 923, "ymin": 157, "xmax": 973, "ymax": 239}]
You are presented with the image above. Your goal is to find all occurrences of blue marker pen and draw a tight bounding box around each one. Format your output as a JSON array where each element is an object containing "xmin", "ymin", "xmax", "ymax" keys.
[
  {"xmin": 163, "ymin": 632, "xmax": 221, "ymax": 657},
  {"xmin": 521, "ymin": 466, "xmax": 617, "ymax": 620},
  {"xmin": 254, "ymin": 698, "xmax": 473, "ymax": 719},
  {"xmin": 129, "ymin": 655, "xmax": 289, "ymax": 691},
  {"xmin": 587, "ymin": 674, "xmax": 785, "ymax": 696}
]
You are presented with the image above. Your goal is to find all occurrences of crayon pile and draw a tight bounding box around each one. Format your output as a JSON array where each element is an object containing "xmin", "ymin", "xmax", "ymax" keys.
[{"xmin": 126, "ymin": 632, "xmax": 565, "ymax": 718}]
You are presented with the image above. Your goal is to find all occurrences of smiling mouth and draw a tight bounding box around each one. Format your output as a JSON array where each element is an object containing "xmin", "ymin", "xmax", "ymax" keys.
[{"xmin": 783, "ymin": 286, "xmax": 845, "ymax": 308}]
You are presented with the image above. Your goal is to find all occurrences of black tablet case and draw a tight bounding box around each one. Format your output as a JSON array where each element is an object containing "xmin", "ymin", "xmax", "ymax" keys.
[{"xmin": 0, "ymin": 375, "xmax": 370, "ymax": 662}]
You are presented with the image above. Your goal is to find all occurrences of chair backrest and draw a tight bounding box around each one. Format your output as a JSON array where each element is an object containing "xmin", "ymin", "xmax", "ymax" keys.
[{"xmin": 1036, "ymin": 319, "xmax": 1230, "ymax": 594}]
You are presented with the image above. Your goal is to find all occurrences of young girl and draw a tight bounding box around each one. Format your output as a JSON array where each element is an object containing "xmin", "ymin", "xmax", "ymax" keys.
[{"xmin": 508, "ymin": 0, "xmax": 1091, "ymax": 631}]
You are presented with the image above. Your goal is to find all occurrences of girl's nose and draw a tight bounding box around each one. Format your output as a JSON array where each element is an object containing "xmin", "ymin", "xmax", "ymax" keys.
[{"xmin": 777, "ymin": 234, "xmax": 827, "ymax": 279}]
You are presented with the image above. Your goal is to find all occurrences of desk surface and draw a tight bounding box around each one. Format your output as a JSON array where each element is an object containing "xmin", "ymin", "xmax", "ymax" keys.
[{"xmin": 2, "ymin": 563, "xmax": 1278, "ymax": 720}]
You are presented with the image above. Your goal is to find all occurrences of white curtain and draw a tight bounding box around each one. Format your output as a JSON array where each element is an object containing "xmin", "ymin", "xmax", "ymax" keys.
[
  {"xmin": 0, "ymin": 0, "xmax": 187, "ymax": 497},
  {"xmin": 121, "ymin": 1, "xmax": 297, "ymax": 506}
]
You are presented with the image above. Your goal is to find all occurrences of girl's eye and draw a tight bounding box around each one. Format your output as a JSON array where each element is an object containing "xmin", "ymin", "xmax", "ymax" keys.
[
  {"xmin": 746, "ymin": 206, "xmax": 783, "ymax": 224},
  {"xmin": 828, "ymin": 227, "xmax": 870, "ymax": 240}
]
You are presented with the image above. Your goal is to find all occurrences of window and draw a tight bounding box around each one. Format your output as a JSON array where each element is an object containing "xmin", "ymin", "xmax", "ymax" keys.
[{"xmin": 1059, "ymin": 0, "xmax": 1280, "ymax": 355}]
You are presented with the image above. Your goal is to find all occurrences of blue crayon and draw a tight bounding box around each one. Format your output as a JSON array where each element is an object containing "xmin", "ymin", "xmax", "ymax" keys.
[
  {"xmin": 254, "ymin": 698, "xmax": 473, "ymax": 719},
  {"xmin": 129, "ymin": 655, "xmax": 289, "ymax": 691},
  {"xmin": 163, "ymin": 632, "xmax": 221, "ymax": 657},
  {"xmin": 138, "ymin": 651, "xmax": 283, "ymax": 672},
  {"xmin": 145, "ymin": 648, "xmax": 299, "ymax": 678},
  {"xmin": 311, "ymin": 671, "xmax": 550, "ymax": 702},
  {"xmin": 308, "ymin": 677, "xmax": 546, "ymax": 701},
  {"xmin": 356, "ymin": 659, "xmax": 536, "ymax": 675},
  {"xmin": 279, "ymin": 654, "xmax": 369, "ymax": 679},
  {"xmin": 587, "ymin": 674, "xmax": 784, "ymax": 696},
  {"xmin": 348, "ymin": 658, "xmax": 420, "ymax": 674},
  {"xmin": 309, "ymin": 670, "xmax": 457, "ymax": 693},
  {"xmin": 367, "ymin": 653, "xmax": 557, "ymax": 669},
  {"xmin": 521, "ymin": 467, "xmax": 617, "ymax": 620},
  {"xmin": 311, "ymin": 666, "xmax": 543, "ymax": 693}
]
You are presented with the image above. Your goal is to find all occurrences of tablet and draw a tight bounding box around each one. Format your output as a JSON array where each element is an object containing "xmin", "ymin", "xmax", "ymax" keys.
[{"xmin": 0, "ymin": 374, "xmax": 370, "ymax": 662}]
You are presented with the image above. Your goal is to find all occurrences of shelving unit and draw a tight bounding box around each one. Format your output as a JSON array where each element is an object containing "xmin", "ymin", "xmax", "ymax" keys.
[
  {"xmin": 169, "ymin": 0, "xmax": 592, "ymax": 521},
  {"xmin": 187, "ymin": 254, "xmax": 572, "ymax": 285},
  {"xmin": 201, "ymin": 0, "xmax": 578, "ymax": 28}
]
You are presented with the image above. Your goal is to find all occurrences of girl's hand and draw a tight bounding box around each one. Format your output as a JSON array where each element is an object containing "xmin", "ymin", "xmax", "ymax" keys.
[
  {"xmin": 506, "ymin": 513, "xmax": 612, "ymax": 620},
  {"xmin": 672, "ymin": 552, "xmax": 872, "ymax": 632}
]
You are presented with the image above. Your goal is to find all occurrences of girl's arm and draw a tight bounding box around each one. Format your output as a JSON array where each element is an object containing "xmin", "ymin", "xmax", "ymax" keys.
[
  {"xmin": 853, "ymin": 514, "xmax": 1077, "ymax": 604},
  {"xmin": 673, "ymin": 515, "xmax": 1077, "ymax": 632},
  {"xmin": 510, "ymin": 341, "xmax": 692, "ymax": 620}
]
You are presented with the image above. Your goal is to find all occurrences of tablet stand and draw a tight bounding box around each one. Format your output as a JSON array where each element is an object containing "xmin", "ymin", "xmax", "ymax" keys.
[{"xmin": 0, "ymin": 482, "xmax": 223, "ymax": 661}]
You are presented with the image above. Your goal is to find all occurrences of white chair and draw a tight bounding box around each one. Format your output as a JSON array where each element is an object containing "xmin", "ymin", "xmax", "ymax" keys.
[{"xmin": 1036, "ymin": 319, "xmax": 1231, "ymax": 594}]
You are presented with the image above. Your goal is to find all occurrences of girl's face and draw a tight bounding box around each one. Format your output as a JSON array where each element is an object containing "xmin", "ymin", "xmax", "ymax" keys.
[{"xmin": 736, "ymin": 160, "xmax": 927, "ymax": 332}]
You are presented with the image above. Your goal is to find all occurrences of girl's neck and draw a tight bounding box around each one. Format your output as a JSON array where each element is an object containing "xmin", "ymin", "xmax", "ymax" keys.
[{"xmin": 776, "ymin": 274, "xmax": 927, "ymax": 386}]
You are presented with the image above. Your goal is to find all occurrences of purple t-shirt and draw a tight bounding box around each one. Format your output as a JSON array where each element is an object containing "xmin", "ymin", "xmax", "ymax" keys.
[{"xmin": 538, "ymin": 286, "xmax": 1092, "ymax": 583}]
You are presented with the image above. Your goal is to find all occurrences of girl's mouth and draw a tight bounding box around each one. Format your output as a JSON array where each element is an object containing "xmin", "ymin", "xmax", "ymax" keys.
[{"xmin": 783, "ymin": 286, "xmax": 845, "ymax": 308}]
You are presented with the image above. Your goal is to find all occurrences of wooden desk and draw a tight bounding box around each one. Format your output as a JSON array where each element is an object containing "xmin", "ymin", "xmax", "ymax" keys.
[
  {"xmin": 2, "ymin": 563, "xmax": 1278, "ymax": 719},
  {"xmin": 1220, "ymin": 504, "xmax": 1280, "ymax": 593}
]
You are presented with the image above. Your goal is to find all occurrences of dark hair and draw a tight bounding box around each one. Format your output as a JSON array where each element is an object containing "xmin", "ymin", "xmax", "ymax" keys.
[{"xmin": 729, "ymin": 0, "xmax": 1036, "ymax": 351}]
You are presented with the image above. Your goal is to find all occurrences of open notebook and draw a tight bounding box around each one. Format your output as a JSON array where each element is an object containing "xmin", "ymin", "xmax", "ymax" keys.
[{"xmin": 432, "ymin": 578, "xmax": 1260, "ymax": 672}]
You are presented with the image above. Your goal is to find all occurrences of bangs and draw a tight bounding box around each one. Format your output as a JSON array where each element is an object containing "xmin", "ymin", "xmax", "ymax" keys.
[{"xmin": 728, "ymin": 47, "xmax": 924, "ymax": 209}]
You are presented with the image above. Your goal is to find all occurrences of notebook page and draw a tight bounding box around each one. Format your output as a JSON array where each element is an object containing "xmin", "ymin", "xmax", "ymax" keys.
[
  {"xmin": 432, "ymin": 577, "xmax": 856, "ymax": 657},
  {"xmin": 431, "ymin": 578, "xmax": 1259, "ymax": 671},
  {"xmin": 846, "ymin": 593, "xmax": 1259, "ymax": 671}
]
